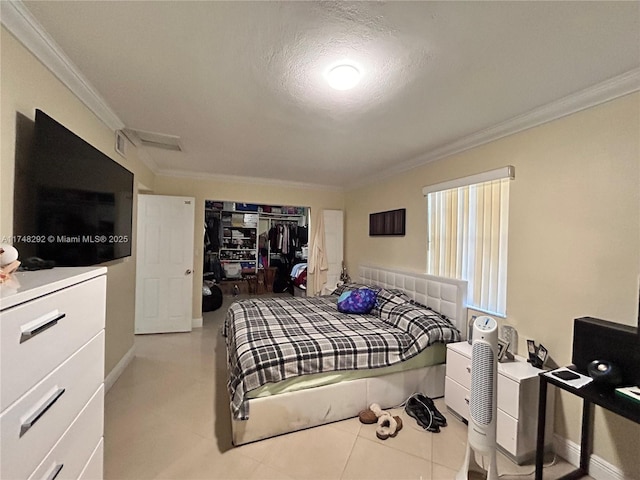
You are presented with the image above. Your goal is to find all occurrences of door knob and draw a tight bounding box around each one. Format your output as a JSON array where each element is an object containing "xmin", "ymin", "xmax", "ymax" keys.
[{"xmin": 185, "ymin": 269, "xmax": 192, "ymax": 275}]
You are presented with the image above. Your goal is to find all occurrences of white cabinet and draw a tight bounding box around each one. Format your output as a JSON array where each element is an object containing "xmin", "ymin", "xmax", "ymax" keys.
[
  {"xmin": 0, "ymin": 267, "xmax": 106, "ymax": 480},
  {"xmin": 444, "ymin": 341, "xmax": 554, "ymax": 464}
]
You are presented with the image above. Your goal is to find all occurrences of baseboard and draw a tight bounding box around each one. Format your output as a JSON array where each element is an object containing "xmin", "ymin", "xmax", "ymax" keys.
[
  {"xmin": 104, "ymin": 344, "xmax": 135, "ymax": 392},
  {"xmin": 553, "ymin": 434, "xmax": 630, "ymax": 480},
  {"xmin": 192, "ymin": 317, "xmax": 203, "ymax": 328}
]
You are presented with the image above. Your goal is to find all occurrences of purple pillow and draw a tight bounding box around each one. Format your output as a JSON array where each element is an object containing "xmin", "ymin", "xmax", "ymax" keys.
[{"xmin": 337, "ymin": 288, "xmax": 377, "ymax": 314}]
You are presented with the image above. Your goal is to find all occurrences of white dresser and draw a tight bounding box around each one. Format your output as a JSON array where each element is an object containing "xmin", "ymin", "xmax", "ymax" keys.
[
  {"xmin": 1, "ymin": 267, "xmax": 106, "ymax": 480},
  {"xmin": 444, "ymin": 341, "xmax": 554, "ymax": 464}
]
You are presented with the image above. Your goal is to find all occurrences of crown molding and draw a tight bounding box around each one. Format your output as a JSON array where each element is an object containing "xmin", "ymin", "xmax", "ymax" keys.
[
  {"xmin": 352, "ymin": 68, "xmax": 640, "ymax": 190},
  {"xmin": 1, "ymin": 1, "xmax": 125, "ymax": 131},
  {"xmin": 156, "ymin": 169, "xmax": 344, "ymax": 192}
]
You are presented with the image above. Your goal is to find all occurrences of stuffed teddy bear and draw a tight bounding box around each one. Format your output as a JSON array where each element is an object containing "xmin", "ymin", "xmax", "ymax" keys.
[{"xmin": 0, "ymin": 244, "xmax": 21, "ymax": 284}]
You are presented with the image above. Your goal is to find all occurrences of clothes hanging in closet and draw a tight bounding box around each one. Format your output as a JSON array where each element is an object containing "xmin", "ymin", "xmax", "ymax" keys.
[
  {"xmin": 268, "ymin": 223, "xmax": 305, "ymax": 254},
  {"xmin": 205, "ymin": 215, "xmax": 221, "ymax": 251},
  {"xmin": 297, "ymin": 226, "xmax": 308, "ymax": 245},
  {"xmin": 204, "ymin": 223, "xmax": 211, "ymax": 251}
]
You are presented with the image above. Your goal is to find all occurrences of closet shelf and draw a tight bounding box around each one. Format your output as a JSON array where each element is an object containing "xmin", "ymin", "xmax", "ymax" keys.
[{"xmin": 259, "ymin": 213, "xmax": 302, "ymax": 219}]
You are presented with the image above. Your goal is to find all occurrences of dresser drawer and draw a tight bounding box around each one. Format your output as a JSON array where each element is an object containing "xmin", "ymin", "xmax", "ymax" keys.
[
  {"xmin": 1, "ymin": 276, "xmax": 106, "ymax": 410},
  {"xmin": 446, "ymin": 375, "xmax": 520, "ymax": 457},
  {"xmin": 445, "ymin": 376, "xmax": 470, "ymax": 420},
  {"xmin": 0, "ymin": 332, "xmax": 104, "ymax": 480},
  {"xmin": 496, "ymin": 408, "xmax": 518, "ymax": 456},
  {"xmin": 78, "ymin": 438, "xmax": 103, "ymax": 480},
  {"xmin": 445, "ymin": 348, "xmax": 471, "ymax": 389},
  {"xmin": 497, "ymin": 374, "xmax": 520, "ymax": 419},
  {"xmin": 28, "ymin": 385, "xmax": 103, "ymax": 480}
]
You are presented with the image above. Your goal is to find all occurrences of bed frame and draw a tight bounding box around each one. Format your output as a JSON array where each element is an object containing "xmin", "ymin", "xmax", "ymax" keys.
[{"xmin": 231, "ymin": 265, "xmax": 468, "ymax": 445}]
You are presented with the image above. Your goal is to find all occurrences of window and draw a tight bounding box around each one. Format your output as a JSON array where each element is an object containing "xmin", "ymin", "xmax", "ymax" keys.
[{"xmin": 423, "ymin": 167, "xmax": 514, "ymax": 316}]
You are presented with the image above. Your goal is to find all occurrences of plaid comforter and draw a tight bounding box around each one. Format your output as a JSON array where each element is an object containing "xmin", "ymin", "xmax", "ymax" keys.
[{"xmin": 223, "ymin": 295, "xmax": 460, "ymax": 420}]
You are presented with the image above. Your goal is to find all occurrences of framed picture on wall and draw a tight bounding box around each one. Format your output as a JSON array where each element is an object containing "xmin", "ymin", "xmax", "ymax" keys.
[{"xmin": 369, "ymin": 208, "xmax": 406, "ymax": 236}]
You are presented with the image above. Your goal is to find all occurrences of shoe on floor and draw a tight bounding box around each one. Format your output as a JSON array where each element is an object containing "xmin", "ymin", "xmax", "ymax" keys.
[
  {"xmin": 414, "ymin": 393, "xmax": 447, "ymax": 427},
  {"xmin": 375, "ymin": 414, "xmax": 403, "ymax": 440},
  {"xmin": 358, "ymin": 408, "xmax": 377, "ymax": 424},
  {"xmin": 359, "ymin": 403, "xmax": 389, "ymax": 424},
  {"xmin": 405, "ymin": 396, "xmax": 440, "ymax": 432}
]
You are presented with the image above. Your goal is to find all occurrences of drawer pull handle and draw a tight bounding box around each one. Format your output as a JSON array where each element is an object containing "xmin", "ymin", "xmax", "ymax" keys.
[
  {"xmin": 466, "ymin": 365, "xmax": 471, "ymax": 373},
  {"xmin": 20, "ymin": 312, "xmax": 66, "ymax": 343},
  {"xmin": 47, "ymin": 463, "xmax": 64, "ymax": 480},
  {"xmin": 20, "ymin": 387, "xmax": 66, "ymax": 437},
  {"xmin": 465, "ymin": 396, "xmax": 470, "ymax": 405}
]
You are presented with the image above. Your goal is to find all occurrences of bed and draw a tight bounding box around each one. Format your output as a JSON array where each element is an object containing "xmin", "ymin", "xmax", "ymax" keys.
[{"xmin": 224, "ymin": 265, "xmax": 468, "ymax": 445}]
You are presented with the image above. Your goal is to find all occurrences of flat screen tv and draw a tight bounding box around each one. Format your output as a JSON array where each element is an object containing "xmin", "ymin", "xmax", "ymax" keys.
[{"xmin": 15, "ymin": 110, "xmax": 133, "ymax": 266}]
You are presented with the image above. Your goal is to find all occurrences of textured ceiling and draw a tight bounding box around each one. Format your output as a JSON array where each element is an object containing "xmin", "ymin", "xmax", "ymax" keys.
[{"xmin": 21, "ymin": 1, "xmax": 640, "ymax": 188}]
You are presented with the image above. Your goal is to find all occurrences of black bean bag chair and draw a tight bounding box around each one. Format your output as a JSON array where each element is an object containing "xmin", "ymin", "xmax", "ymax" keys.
[{"xmin": 202, "ymin": 284, "xmax": 223, "ymax": 312}]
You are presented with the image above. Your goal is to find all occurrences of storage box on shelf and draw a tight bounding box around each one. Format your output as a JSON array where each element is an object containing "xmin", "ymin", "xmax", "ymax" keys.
[
  {"xmin": 0, "ymin": 267, "xmax": 106, "ymax": 480},
  {"xmin": 444, "ymin": 341, "xmax": 554, "ymax": 464}
]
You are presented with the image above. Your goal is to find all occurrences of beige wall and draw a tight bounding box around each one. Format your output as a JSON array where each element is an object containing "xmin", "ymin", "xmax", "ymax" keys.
[
  {"xmin": 1, "ymin": 27, "xmax": 156, "ymax": 376},
  {"xmin": 153, "ymin": 175, "xmax": 345, "ymax": 318},
  {"xmin": 345, "ymin": 93, "xmax": 640, "ymax": 475}
]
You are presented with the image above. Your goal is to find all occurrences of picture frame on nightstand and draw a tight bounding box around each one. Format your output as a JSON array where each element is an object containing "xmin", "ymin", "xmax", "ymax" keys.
[
  {"xmin": 501, "ymin": 325, "xmax": 518, "ymax": 354},
  {"xmin": 497, "ymin": 338, "xmax": 510, "ymax": 362},
  {"xmin": 536, "ymin": 344, "xmax": 548, "ymax": 367}
]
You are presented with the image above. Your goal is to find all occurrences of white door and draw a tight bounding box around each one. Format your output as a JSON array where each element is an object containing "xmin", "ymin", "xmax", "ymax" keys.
[
  {"xmin": 322, "ymin": 209, "xmax": 344, "ymax": 294},
  {"xmin": 135, "ymin": 195, "xmax": 195, "ymax": 334}
]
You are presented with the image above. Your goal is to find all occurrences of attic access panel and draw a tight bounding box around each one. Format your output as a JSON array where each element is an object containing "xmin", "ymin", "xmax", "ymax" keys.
[{"xmin": 369, "ymin": 208, "xmax": 406, "ymax": 236}]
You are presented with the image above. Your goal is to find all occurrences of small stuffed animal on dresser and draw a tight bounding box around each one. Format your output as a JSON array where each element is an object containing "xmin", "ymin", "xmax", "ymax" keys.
[{"xmin": 0, "ymin": 244, "xmax": 21, "ymax": 284}]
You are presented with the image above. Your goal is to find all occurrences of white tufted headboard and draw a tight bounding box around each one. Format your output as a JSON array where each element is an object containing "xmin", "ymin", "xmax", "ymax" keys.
[{"xmin": 359, "ymin": 265, "xmax": 468, "ymax": 340}]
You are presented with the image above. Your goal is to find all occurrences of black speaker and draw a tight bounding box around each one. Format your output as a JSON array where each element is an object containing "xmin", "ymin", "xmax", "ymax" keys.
[
  {"xmin": 587, "ymin": 360, "xmax": 623, "ymax": 386},
  {"xmin": 572, "ymin": 317, "xmax": 639, "ymax": 386}
]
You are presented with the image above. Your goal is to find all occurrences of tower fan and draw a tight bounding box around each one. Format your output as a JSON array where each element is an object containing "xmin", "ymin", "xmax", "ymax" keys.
[{"xmin": 457, "ymin": 315, "xmax": 499, "ymax": 480}]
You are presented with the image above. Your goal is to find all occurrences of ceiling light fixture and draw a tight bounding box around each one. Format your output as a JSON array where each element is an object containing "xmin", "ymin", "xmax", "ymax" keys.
[{"xmin": 326, "ymin": 64, "xmax": 361, "ymax": 90}]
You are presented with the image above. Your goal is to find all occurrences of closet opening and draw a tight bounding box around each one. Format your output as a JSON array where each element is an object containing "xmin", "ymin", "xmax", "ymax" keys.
[{"xmin": 203, "ymin": 200, "xmax": 310, "ymax": 306}]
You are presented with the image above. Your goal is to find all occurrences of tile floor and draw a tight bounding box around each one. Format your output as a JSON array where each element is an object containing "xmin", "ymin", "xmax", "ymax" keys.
[{"xmin": 105, "ymin": 294, "xmax": 590, "ymax": 480}]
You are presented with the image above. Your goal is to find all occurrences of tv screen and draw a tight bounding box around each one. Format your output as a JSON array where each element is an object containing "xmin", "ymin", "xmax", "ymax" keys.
[{"xmin": 15, "ymin": 110, "xmax": 133, "ymax": 266}]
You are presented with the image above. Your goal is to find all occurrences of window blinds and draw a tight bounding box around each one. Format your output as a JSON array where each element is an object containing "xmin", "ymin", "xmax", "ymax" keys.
[{"xmin": 424, "ymin": 167, "xmax": 513, "ymax": 315}]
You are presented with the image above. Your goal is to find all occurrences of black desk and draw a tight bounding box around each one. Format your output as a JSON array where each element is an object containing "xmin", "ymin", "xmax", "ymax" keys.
[{"xmin": 535, "ymin": 368, "xmax": 640, "ymax": 480}]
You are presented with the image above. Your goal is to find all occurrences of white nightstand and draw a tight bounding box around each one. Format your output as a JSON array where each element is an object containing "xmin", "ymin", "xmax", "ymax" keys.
[{"xmin": 444, "ymin": 341, "xmax": 555, "ymax": 464}]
